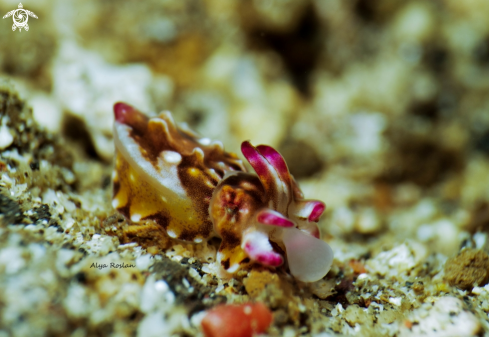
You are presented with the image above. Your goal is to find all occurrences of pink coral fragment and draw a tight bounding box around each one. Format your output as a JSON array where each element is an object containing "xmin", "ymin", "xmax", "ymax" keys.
[{"xmin": 201, "ymin": 302, "xmax": 273, "ymax": 337}]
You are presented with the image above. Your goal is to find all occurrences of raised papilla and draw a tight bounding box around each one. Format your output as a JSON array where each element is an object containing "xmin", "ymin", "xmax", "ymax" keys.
[{"xmin": 112, "ymin": 102, "xmax": 333, "ymax": 282}]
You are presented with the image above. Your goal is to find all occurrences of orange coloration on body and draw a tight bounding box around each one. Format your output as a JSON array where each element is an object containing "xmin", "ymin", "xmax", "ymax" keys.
[
  {"xmin": 201, "ymin": 302, "xmax": 273, "ymax": 337},
  {"xmin": 348, "ymin": 259, "xmax": 367, "ymax": 274},
  {"xmin": 210, "ymin": 173, "xmax": 266, "ymax": 271}
]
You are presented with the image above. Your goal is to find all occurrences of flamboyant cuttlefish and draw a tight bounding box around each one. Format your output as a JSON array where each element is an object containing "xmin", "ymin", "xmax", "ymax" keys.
[{"xmin": 112, "ymin": 102, "xmax": 334, "ymax": 282}]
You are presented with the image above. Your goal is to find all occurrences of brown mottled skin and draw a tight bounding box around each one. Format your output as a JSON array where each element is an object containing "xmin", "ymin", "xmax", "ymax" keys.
[{"xmin": 112, "ymin": 104, "xmax": 245, "ymax": 242}]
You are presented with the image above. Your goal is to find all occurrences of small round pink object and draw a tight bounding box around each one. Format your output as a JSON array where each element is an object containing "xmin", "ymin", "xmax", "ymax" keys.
[{"xmin": 201, "ymin": 302, "xmax": 273, "ymax": 337}]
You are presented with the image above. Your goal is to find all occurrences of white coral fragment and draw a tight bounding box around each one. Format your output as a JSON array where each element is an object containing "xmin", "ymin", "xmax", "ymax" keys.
[
  {"xmin": 0, "ymin": 117, "xmax": 13, "ymax": 150},
  {"xmin": 366, "ymin": 241, "xmax": 427, "ymax": 277}
]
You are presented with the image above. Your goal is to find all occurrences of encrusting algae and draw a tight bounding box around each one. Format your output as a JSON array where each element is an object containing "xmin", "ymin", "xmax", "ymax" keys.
[{"xmin": 444, "ymin": 248, "xmax": 489, "ymax": 290}]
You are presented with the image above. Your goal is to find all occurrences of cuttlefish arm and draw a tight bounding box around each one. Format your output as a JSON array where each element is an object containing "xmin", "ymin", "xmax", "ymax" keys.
[{"xmin": 211, "ymin": 141, "xmax": 334, "ymax": 282}]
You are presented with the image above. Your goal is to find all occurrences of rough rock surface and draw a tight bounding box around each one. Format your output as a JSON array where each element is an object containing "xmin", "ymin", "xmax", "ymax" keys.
[{"xmin": 444, "ymin": 249, "xmax": 489, "ymax": 290}]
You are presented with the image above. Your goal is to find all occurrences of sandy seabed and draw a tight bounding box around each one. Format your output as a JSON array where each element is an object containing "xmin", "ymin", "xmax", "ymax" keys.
[{"xmin": 1, "ymin": 0, "xmax": 489, "ymax": 336}]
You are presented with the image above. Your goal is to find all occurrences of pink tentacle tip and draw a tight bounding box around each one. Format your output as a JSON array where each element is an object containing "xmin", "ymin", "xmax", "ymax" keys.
[
  {"xmin": 244, "ymin": 242, "xmax": 283, "ymax": 267},
  {"xmin": 256, "ymin": 145, "xmax": 289, "ymax": 177},
  {"xmin": 240, "ymin": 141, "xmax": 270, "ymax": 178},
  {"xmin": 256, "ymin": 252, "xmax": 283, "ymax": 267},
  {"xmin": 240, "ymin": 141, "xmax": 256, "ymax": 160},
  {"xmin": 309, "ymin": 202, "xmax": 326, "ymax": 222},
  {"xmin": 257, "ymin": 211, "xmax": 294, "ymax": 227},
  {"xmin": 113, "ymin": 102, "xmax": 135, "ymax": 123}
]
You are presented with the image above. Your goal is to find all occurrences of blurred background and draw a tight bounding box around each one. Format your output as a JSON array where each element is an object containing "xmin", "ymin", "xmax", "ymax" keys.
[{"xmin": 1, "ymin": 0, "xmax": 489, "ymax": 256}]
